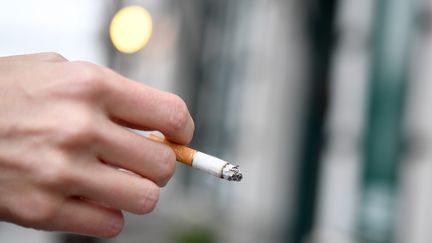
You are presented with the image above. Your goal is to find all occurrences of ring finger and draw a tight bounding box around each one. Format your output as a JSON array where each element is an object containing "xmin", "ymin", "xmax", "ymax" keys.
[{"xmin": 72, "ymin": 160, "xmax": 160, "ymax": 215}]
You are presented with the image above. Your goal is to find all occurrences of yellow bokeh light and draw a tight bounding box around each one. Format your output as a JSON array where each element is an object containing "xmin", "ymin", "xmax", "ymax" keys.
[{"xmin": 109, "ymin": 5, "xmax": 153, "ymax": 54}]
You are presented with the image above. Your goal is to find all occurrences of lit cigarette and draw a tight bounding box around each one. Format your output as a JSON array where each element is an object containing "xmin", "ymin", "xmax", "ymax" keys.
[{"xmin": 148, "ymin": 134, "xmax": 243, "ymax": 181}]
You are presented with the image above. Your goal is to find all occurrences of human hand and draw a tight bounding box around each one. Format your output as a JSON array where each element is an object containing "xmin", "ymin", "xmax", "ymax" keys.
[{"xmin": 0, "ymin": 53, "xmax": 194, "ymax": 237}]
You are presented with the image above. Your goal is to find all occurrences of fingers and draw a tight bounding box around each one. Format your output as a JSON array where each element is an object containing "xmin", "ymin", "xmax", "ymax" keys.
[
  {"xmin": 52, "ymin": 198, "xmax": 124, "ymax": 238},
  {"xmin": 99, "ymin": 67, "xmax": 194, "ymax": 145},
  {"xmin": 60, "ymin": 61, "xmax": 194, "ymax": 144},
  {"xmin": 97, "ymin": 122, "xmax": 176, "ymax": 186},
  {"xmin": 74, "ymin": 161, "xmax": 161, "ymax": 215},
  {"xmin": 0, "ymin": 52, "xmax": 68, "ymax": 62},
  {"xmin": 106, "ymin": 82, "xmax": 194, "ymax": 144}
]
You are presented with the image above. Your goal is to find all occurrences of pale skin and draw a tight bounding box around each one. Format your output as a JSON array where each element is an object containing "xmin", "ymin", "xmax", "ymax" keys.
[{"xmin": 0, "ymin": 53, "xmax": 194, "ymax": 237}]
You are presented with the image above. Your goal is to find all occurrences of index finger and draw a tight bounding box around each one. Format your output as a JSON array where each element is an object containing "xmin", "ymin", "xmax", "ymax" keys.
[{"xmin": 98, "ymin": 65, "xmax": 194, "ymax": 145}]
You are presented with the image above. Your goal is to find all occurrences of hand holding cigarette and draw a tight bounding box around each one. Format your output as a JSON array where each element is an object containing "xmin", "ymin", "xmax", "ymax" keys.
[
  {"xmin": 149, "ymin": 134, "xmax": 243, "ymax": 181},
  {"xmin": 0, "ymin": 53, "xmax": 194, "ymax": 237}
]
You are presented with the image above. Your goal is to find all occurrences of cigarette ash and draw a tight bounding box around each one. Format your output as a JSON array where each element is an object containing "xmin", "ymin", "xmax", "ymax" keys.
[{"xmin": 222, "ymin": 163, "xmax": 243, "ymax": 181}]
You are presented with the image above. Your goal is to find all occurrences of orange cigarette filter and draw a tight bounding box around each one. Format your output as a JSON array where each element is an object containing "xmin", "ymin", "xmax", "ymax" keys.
[
  {"xmin": 148, "ymin": 134, "xmax": 196, "ymax": 166},
  {"xmin": 148, "ymin": 134, "xmax": 243, "ymax": 181}
]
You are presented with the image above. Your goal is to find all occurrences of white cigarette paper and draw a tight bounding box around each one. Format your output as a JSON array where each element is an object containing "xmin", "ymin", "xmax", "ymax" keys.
[{"xmin": 148, "ymin": 134, "xmax": 242, "ymax": 181}]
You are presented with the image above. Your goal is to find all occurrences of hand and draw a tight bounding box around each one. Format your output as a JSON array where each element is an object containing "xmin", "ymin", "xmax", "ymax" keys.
[{"xmin": 0, "ymin": 53, "xmax": 194, "ymax": 237}]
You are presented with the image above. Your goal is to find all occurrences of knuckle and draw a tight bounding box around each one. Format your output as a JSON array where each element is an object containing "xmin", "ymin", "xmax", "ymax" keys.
[
  {"xmin": 55, "ymin": 112, "xmax": 99, "ymax": 146},
  {"xmin": 71, "ymin": 61, "xmax": 99, "ymax": 81},
  {"xmin": 160, "ymin": 146, "xmax": 176, "ymax": 164},
  {"xmin": 65, "ymin": 61, "xmax": 106, "ymax": 97},
  {"xmin": 167, "ymin": 95, "xmax": 189, "ymax": 132},
  {"xmin": 66, "ymin": 117, "xmax": 94, "ymax": 141},
  {"xmin": 185, "ymin": 119, "xmax": 195, "ymax": 144},
  {"xmin": 136, "ymin": 185, "xmax": 160, "ymax": 214},
  {"xmin": 42, "ymin": 52, "xmax": 66, "ymax": 62},
  {"xmin": 156, "ymin": 148, "xmax": 176, "ymax": 186},
  {"xmin": 103, "ymin": 215, "xmax": 124, "ymax": 238},
  {"xmin": 38, "ymin": 158, "xmax": 74, "ymax": 188}
]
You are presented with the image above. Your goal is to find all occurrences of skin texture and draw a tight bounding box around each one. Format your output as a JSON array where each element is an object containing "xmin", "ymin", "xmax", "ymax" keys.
[{"xmin": 0, "ymin": 53, "xmax": 194, "ymax": 238}]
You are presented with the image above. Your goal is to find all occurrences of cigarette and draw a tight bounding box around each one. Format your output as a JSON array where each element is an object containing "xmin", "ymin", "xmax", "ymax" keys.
[{"xmin": 148, "ymin": 134, "xmax": 243, "ymax": 181}]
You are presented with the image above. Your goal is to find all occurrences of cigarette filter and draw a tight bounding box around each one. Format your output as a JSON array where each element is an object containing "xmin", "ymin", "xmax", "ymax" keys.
[{"xmin": 148, "ymin": 134, "xmax": 242, "ymax": 181}]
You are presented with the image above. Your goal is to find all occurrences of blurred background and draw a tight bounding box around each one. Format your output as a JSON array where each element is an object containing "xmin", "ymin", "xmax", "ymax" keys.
[{"xmin": 0, "ymin": 0, "xmax": 431, "ymax": 243}]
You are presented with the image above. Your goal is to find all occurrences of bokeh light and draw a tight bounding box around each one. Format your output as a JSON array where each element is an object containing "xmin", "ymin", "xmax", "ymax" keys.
[{"xmin": 109, "ymin": 5, "xmax": 153, "ymax": 54}]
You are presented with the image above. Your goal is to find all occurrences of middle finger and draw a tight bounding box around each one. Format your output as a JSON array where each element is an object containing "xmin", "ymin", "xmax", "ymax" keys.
[{"xmin": 97, "ymin": 121, "xmax": 176, "ymax": 187}]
